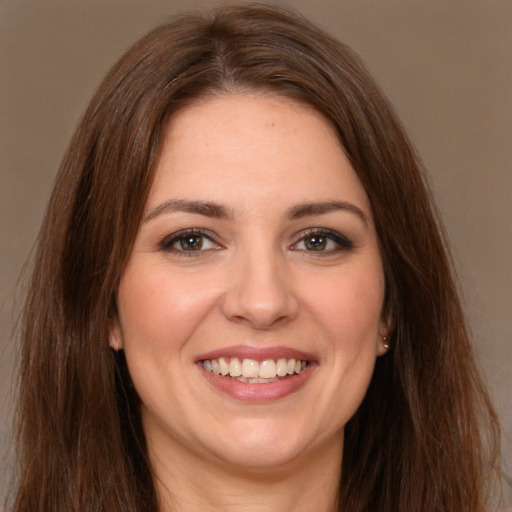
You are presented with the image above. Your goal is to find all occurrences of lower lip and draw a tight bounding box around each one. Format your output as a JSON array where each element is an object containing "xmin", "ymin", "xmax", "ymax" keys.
[{"xmin": 197, "ymin": 363, "xmax": 317, "ymax": 403}]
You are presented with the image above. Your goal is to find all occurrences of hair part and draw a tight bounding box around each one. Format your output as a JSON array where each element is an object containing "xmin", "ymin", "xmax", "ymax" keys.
[{"xmin": 10, "ymin": 4, "xmax": 501, "ymax": 511}]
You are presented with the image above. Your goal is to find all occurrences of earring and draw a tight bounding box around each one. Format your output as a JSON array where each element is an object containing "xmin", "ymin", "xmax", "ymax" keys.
[
  {"xmin": 110, "ymin": 335, "xmax": 120, "ymax": 351},
  {"xmin": 382, "ymin": 336, "xmax": 390, "ymax": 350}
]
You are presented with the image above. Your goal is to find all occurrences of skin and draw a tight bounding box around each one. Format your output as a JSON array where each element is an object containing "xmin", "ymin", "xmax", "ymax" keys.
[{"xmin": 112, "ymin": 93, "xmax": 390, "ymax": 511}]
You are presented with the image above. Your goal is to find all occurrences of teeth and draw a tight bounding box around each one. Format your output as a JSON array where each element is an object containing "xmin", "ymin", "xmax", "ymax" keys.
[
  {"xmin": 202, "ymin": 357, "xmax": 308, "ymax": 382},
  {"xmin": 219, "ymin": 357, "xmax": 229, "ymax": 376},
  {"xmin": 276, "ymin": 358, "xmax": 288, "ymax": 377},
  {"xmin": 228, "ymin": 358, "xmax": 242, "ymax": 377},
  {"xmin": 211, "ymin": 359, "xmax": 221, "ymax": 375},
  {"xmin": 237, "ymin": 376, "xmax": 280, "ymax": 383},
  {"xmin": 259, "ymin": 360, "xmax": 276, "ymax": 378},
  {"xmin": 242, "ymin": 358, "xmax": 260, "ymax": 378}
]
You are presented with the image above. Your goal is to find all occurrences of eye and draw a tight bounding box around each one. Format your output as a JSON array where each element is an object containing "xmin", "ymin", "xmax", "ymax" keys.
[
  {"xmin": 160, "ymin": 229, "xmax": 221, "ymax": 254},
  {"xmin": 291, "ymin": 229, "xmax": 353, "ymax": 253}
]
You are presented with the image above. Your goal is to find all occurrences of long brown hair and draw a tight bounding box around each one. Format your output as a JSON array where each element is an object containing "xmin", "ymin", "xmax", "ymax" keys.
[{"xmin": 10, "ymin": 4, "xmax": 501, "ymax": 511}]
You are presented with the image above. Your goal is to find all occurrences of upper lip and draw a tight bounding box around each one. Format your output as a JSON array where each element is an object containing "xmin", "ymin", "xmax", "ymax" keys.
[{"xmin": 195, "ymin": 345, "xmax": 317, "ymax": 363}]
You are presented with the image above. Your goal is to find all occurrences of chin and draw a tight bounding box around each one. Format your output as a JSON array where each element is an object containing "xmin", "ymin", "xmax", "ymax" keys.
[{"xmin": 201, "ymin": 417, "xmax": 328, "ymax": 471}]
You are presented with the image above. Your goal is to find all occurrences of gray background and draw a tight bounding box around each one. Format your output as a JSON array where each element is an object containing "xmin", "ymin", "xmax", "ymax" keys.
[{"xmin": 1, "ymin": 0, "xmax": 510, "ymax": 507}]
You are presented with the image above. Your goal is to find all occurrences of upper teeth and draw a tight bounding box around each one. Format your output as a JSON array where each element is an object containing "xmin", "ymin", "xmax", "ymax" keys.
[{"xmin": 202, "ymin": 357, "xmax": 307, "ymax": 380}]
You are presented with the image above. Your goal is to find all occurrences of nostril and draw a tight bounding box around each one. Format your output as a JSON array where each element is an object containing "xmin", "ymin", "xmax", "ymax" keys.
[{"xmin": 220, "ymin": 287, "xmax": 298, "ymax": 329}]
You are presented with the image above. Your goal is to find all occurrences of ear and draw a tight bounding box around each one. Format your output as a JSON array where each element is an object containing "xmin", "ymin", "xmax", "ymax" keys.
[{"xmin": 109, "ymin": 317, "xmax": 123, "ymax": 351}]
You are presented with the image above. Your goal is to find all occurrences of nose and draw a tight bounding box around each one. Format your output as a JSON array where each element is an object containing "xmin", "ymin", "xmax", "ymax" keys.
[{"xmin": 220, "ymin": 247, "xmax": 299, "ymax": 330}]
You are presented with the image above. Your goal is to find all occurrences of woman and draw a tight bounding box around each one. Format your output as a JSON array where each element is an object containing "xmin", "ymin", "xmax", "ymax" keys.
[{"xmin": 10, "ymin": 4, "xmax": 501, "ymax": 511}]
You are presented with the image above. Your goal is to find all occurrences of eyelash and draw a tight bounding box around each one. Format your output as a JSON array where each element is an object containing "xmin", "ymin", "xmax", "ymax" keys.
[
  {"xmin": 159, "ymin": 227, "xmax": 353, "ymax": 256},
  {"xmin": 159, "ymin": 229, "xmax": 221, "ymax": 256},
  {"xmin": 291, "ymin": 228, "xmax": 354, "ymax": 253}
]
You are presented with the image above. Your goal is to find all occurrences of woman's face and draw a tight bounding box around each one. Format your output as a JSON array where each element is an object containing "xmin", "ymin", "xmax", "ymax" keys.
[{"xmin": 112, "ymin": 94, "xmax": 389, "ymax": 470}]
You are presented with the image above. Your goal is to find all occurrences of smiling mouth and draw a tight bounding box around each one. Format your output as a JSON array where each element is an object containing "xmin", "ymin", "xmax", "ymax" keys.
[{"xmin": 202, "ymin": 357, "xmax": 309, "ymax": 383}]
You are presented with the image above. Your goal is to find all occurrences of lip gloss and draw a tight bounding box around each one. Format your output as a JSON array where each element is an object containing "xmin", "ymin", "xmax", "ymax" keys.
[
  {"xmin": 198, "ymin": 362, "xmax": 316, "ymax": 402},
  {"xmin": 196, "ymin": 345, "xmax": 318, "ymax": 403}
]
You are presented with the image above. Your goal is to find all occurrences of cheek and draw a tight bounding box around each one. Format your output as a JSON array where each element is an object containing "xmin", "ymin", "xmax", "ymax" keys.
[
  {"xmin": 116, "ymin": 262, "xmax": 223, "ymax": 353},
  {"xmin": 303, "ymin": 262, "xmax": 385, "ymax": 344},
  {"xmin": 114, "ymin": 264, "xmax": 226, "ymax": 424}
]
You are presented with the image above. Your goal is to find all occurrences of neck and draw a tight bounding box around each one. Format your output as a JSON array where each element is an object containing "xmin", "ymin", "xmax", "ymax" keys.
[{"xmin": 150, "ymin": 433, "xmax": 343, "ymax": 512}]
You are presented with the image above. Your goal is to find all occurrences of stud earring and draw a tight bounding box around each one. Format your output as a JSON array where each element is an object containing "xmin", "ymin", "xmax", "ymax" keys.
[
  {"xmin": 382, "ymin": 336, "xmax": 390, "ymax": 350},
  {"xmin": 110, "ymin": 335, "xmax": 120, "ymax": 351}
]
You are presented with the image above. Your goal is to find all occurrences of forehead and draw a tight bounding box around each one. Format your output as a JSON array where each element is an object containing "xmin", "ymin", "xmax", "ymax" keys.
[{"xmin": 148, "ymin": 93, "xmax": 371, "ymax": 217}]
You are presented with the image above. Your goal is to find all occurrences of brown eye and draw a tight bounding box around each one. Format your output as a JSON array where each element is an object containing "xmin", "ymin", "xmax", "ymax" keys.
[
  {"xmin": 180, "ymin": 235, "xmax": 203, "ymax": 251},
  {"xmin": 291, "ymin": 229, "xmax": 354, "ymax": 253},
  {"xmin": 160, "ymin": 229, "xmax": 221, "ymax": 254},
  {"xmin": 304, "ymin": 235, "xmax": 327, "ymax": 251}
]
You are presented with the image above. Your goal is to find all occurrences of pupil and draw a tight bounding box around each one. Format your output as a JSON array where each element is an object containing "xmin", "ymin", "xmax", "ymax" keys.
[
  {"xmin": 306, "ymin": 235, "xmax": 326, "ymax": 250},
  {"xmin": 181, "ymin": 235, "xmax": 202, "ymax": 250}
]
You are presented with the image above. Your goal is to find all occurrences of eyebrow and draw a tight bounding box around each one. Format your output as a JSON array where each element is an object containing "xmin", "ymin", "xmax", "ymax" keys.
[
  {"xmin": 144, "ymin": 198, "xmax": 367, "ymax": 224},
  {"xmin": 286, "ymin": 201, "xmax": 368, "ymax": 224},
  {"xmin": 144, "ymin": 199, "xmax": 231, "ymax": 222}
]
